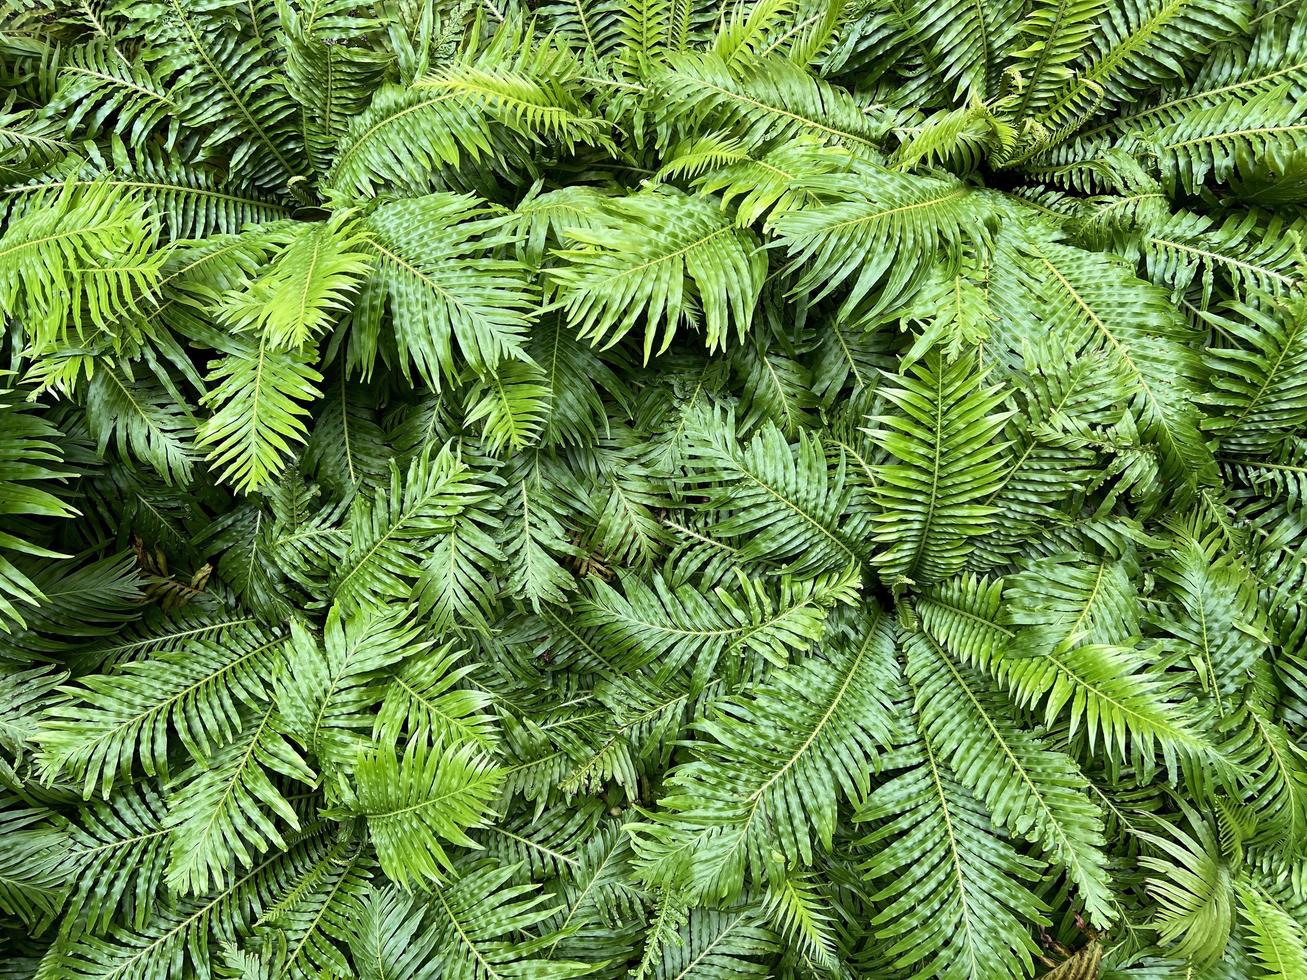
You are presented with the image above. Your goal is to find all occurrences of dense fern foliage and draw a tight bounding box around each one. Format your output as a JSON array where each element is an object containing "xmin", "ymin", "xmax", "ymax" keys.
[{"xmin": 2, "ymin": 0, "xmax": 1307, "ymax": 977}]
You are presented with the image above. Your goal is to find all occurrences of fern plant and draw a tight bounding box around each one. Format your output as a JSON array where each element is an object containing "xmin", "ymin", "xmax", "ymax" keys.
[{"xmin": 1, "ymin": 0, "xmax": 1306, "ymax": 976}]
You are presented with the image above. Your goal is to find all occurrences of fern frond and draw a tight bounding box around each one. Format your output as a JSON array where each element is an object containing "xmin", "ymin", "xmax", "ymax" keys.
[
  {"xmin": 335, "ymin": 736, "xmax": 502, "ymax": 888},
  {"xmin": 195, "ymin": 326, "xmax": 324, "ymax": 493},
  {"xmin": 303, "ymin": 375, "xmax": 392, "ymax": 500},
  {"xmin": 1151, "ymin": 524, "xmax": 1267, "ymax": 714},
  {"xmin": 497, "ymin": 461, "xmax": 581, "ymax": 610},
  {"xmin": 0, "ymin": 800, "xmax": 66, "ymax": 932},
  {"xmin": 35, "ymin": 620, "xmax": 285, "ymax": 798},
  {"xmin": 1069, "ymin": 14, "xmax": 1307, "ymax": 151},
  {"xmin": 1030, "ymin": 0, "xmax": 1251, "ymax": 148},
  {"xmin": 993, "ymin": 236, "xmax": 1215, "ymax": 488},
  {"xmin": 46, "ymin": 42, "xmax": 186, "ymax": 146},
  {"xmin": 47, "ymin": 828, "xmax": 350, "ymax": 980},
  {"xmin": 1201, "ymin": 293, "xmax": 1307, "ymax": 455},
  {"xmin": 217, "ymin": 216, "xmax": 372, "ymax": 352},
  {"xmin": 1139, "ymin": 809, "xmax": 1233, "ymax": 964},
  {"xmin": 84, "ymin": 357, "xmax": 196, "ymax": 485},
  {"xmin": 0, "ymin": 182, "xmax": 162, "ymax": 354},
  {"xmin": 905, "ymin": 629, "xmax": 1116, "ymax": 925},
  {"xmin": 680, "ymin": 410, "xmax": 869, "ymax": 576},
  {"xmin": 414, "ymin": 29, "xmax": 604, "ymax": 151},
  {"xmin": 530, "ymin": 312, "xmax": 631, "ymax": 448},
  {"xmin": 1151, "ymin": 85, "xmax": 1307, "ymax": 194},
  {"xmin": 373, "ymin": 643, "xmax": 499, "ymax": 750},
  {"xmin": 345, "ymin": 886, "xmax": 443, "ymax": 980},
  {"xmin": 642, "ymin": 902, "xmax": 778, "ymax": 979},
  {"xmin": 868, "ymin": 350, "xmax": 1013, "ymax": 590},
  {"xmin": 653, "ymin": 51, "xmax": 891, "ymax": 155},
  {"xmin": 628, "ymin": 610, "xmax": 895, "ymax": 900},
  {"xmin": 583, "ymin": 444, "xmax": 669, "ymax": 568},
  {"xmin": 164, "ymin": 705, "xmax": 315, "ymax": 895},
  {"xmin": 1237, "ymin": 879, "xmax": 1307, "ymax": 980},
  {"xmin": 327, "ymin": 19, "xmax": 601, "ymax": 198},
  {"xmin": 892, "ymin": 102, "xmax": 1016, "ymax": 173},
  {"xmin": 422, "ymin": 861, "xmax": 595, "ymax": 979},
  {"xmin": 548, "ymin": 186, "xmax": 766, "ymax": 360},
  {"xmin": 536, "ymin": 0, "xmax": 628, "ymax": 64},
  {"xmin": 330, "ymin": 446, "xmax": 496, "ymax": 613},
  {"xmin": 692, "ymin": 139, "xmax": 851, "ymax": 229},
  {"xmin": 772, "ymin": 160, "xmax": 985, "ymax": 325},
  {"xmin": 280, "ymin": 3, "xmax": 387, "ymax": 176},
  {"xmin": 578, "ymin": 564, "xmax": 859, "ymax": 679},
  {"xmin": 902, "ymin": 0, "xmax": 1021, "ymax": 101},
  {"xmin": 761, "ymin": 870, "xmax": 839, "ymax": 971},
  {"xmin": 356, "ymin": 192, "xmax": 536, "ymax": 387},
  {"xmin": 0, "ymin": 386, "xmax": 77, "ymax": 631},
  {"xmin": 1142, "ymin": 209, "xmax": 1303, "ymax": 304},
  {"xmin": 251, "ymin": 829, "xmax": 373, "ymax": 980},
  {"xmin": 919, "ymin": 570, "xmax": 1208, "ymax": 771},
  {"xmin": 856, "ymin": 726, "xmax": 1048, "ymax": 980},
  {"xmin": 42, "ymin": 786, "xmax": 171, "ymax": 940},
  {"xmin": 128, "ymin": 0, "xmax": 309, "ymax": 189},
  {"xmin": 538, "ymin": 825, "xmax": 646, "ymax": 969},
  {"xmin": 1005, "ymin": 0, "xmax": 1110, "ymax": 125},
  {"xmin": 465, "ymin": 360, "xmax": 551, "ymax": 455},
  {"xmin": 275, "ymin": 605, "xmax": 429, "ymax": 772}
]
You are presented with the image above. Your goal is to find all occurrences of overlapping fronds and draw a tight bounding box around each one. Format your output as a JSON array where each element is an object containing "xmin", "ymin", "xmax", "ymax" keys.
[{"xmin": 4, "ymin": 2, "xmax": 1307, "ymax": 977}]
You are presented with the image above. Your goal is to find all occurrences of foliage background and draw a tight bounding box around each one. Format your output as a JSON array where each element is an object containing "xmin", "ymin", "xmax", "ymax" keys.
[{"xmin": 1, "ymin": 0, "xmax": 1307, "ymax": 977}]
